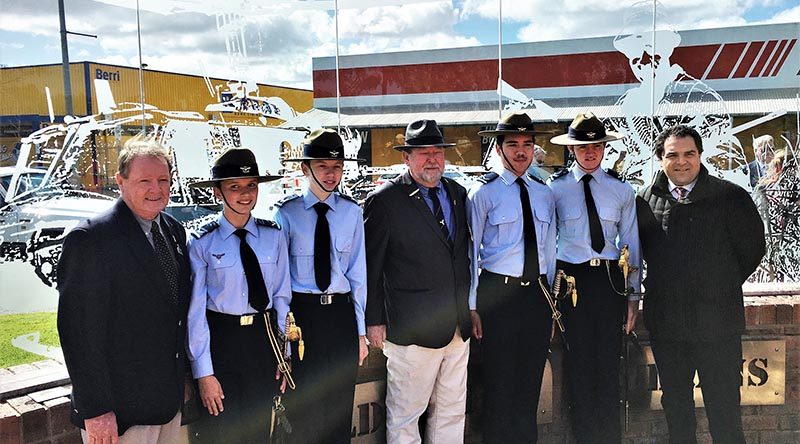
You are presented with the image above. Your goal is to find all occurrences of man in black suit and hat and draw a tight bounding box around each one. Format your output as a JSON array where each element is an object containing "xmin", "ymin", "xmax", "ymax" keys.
[
  {"xmin": 364, "ymin": 119, "xmax": 472, "ymax": 443},
  {"xmin": 58, "ymin": 137, "xmax": 191, "ymax": 444}
]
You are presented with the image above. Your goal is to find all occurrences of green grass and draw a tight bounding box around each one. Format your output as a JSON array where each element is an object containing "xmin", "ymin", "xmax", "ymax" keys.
[{"xmin": 0, "ymin": 312, "xmax": 60, "ymax": 368}]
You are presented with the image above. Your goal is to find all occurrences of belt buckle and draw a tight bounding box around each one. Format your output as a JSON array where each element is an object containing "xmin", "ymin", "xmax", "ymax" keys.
[
  {"xmin": 520, "ymin": 280, "xmax": 530, "ymax": 286},
  {"xmin": 589, "ymin": 258, "xmax": 601, "ymax": 267},
  {"xmin": 320, "ymin": 294, "xmax": 333, "ymax": 305},
  {"xmin": 239, "ymin": 315, "xmax": 254, "ymax": 326}
]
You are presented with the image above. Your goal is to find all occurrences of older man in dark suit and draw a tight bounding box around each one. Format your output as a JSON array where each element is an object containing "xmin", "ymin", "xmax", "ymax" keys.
[
  {"xmin": 57, "ymin": 138, "xmax": 191, "ymax": 444},
  {"xmin": 364, "ymin": 120, "xmax": 472, "ymax": 443}
]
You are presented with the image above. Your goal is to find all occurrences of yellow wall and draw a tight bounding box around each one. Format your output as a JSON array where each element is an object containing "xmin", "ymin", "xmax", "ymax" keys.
[
  {"xmin": 0, "ymin": 64, "xmax": 88, "ymax": 116},
  {"xmin": 0, "ymin": 62, "xmax": 312, "ymax": 119}
]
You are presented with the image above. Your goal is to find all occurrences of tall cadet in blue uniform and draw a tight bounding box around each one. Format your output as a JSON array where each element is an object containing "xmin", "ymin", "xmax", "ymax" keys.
[
  {"xmin": 275, "ymin": 129, "xmax": 368, "ymax": 444},
  {"xmin": 186, "ymin": 148, "xmax": 292, "ymax": 443},
  {"xmin": 548, "ymin": 113, "xmax": 641, "ymax": 444},
  {"xmin": 467, "ymin": 112, "xmax": 557, "ymax": 443}
]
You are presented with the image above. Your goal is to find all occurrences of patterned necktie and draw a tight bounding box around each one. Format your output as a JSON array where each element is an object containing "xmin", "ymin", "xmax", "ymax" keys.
[
  {"xmin": 581, "ymin": 174, "xmax": 605, "ymax": 254},
  {"xmin": 151, "ymin": 221, "xmax": 179, "ymax": 305},
  {"xmin": 675, "ymin": 186, "xmax": 688, "ymax": 201},
  {"xmin": 515, "ymin": 178, "xmax": 540, "ymax": 281},
  {"xmin": 234, "ymin": 229, "xmax": 269, "ymax": 312},
  {"xmin": 428, "ymin": 186, "xmax": 452, "ymax": 245},
  {"xmin": 313, "ymin": 203, "xmax": 332, "ymax": 293}
]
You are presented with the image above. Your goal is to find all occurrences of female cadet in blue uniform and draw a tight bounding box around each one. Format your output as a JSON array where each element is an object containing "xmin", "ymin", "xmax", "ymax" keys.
[
  {"xmin": 467, "ymin": 112, "xmax": 557, "ymax": 443},
  {"xmin": 548, "ymin": 113, "xmax": 641, "ymax": 444},
  {"xmin": 186, "ymin": 148, "xmax": 292, "ymax": 443},
  {"xmin": 274, "ymin": 129, "xmax": 368, "ymax": 444}
]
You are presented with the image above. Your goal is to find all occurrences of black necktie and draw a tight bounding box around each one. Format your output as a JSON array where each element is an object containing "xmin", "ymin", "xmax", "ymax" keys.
[
  {"xmin": 428, "ymin": 186, "xmax": 452, "ymax": 245},
  {"xmin": 313, "ymin": 203, "xmax": 332, "ymax": 293},
  {"xmin": 581, "ymin": 175, "xmax": 605, "ymax": 254},
  {"xmin": 515, "ymin": 178, "xmax": 540, "ymax": 281},
  {"xmin": 151, "ymin": 221, "xmax": 179, "ymax": 306},
  {"xmin": 234, "ymin": 229, "xmax": 269, "ymax": 312}
]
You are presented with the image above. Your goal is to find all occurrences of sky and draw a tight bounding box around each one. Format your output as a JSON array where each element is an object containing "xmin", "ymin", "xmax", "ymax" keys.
[{"xmin": 0, "ymin": 0, "xmax": 798, "ymax": 90}]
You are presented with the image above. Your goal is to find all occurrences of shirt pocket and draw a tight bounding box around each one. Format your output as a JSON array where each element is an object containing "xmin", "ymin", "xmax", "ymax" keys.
[
  {"xmin": 208, "ymin": 252, "xmax": 238, "ymax": 288},
  {"xmin": 258, "ymin": 245, "xmax": 280, "ymax": 285},
  {"xmin": 335, "ymin": 235, "xmax": 352, "ymax": 271},
  {"xmin": 597, "ymin": 205, "xmax": 621, "ymax": 240},
  {"xmin": 487, "ymin": 206, "xmax": 520, "ymax": 246},
  {"xmin": 289, "ymin": 241, "xmax": 314, "ymax": 280},
  {"xmin": 533, "ymin": 203, "xmax": 552, "ymax": 245},
  {"xmin": 557, "ymin": 205, "xmax": 582, "ymax": 236}
]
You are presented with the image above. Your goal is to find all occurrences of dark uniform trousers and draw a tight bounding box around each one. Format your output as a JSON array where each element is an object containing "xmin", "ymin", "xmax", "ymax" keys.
[
  {"xmin": 478, "ymin": 271, "xmax": 552, "ymax": 444},
  {"xmin": 285, "ymin": 292, "xmax": 359, "ymax": 444},
  {"xmin": 191, "ymin": 310, "xmax": 278, "ymax": 444},
  {"xmin": 558, "ymin": 260, "xmax": 625, "ymax": 444},
  {"xmin": 652, "ymin": 336, "xmax": 745, "ymax": 444}
]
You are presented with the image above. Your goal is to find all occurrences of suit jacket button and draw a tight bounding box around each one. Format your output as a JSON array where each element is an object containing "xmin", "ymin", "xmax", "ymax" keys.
[{"xmin": 175, "ymin": 353, "xmax": 180, "ymax": 359}]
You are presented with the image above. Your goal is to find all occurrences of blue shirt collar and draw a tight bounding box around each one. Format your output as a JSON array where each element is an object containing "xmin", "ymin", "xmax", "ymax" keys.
[
  {"xmin": 218, "ymin": 213, "xmax": 258, "ymax": 240},
  {"xmin": 302, "ymin": 189, "xmax": 337, "ymax": 212},
  {"xmin": 499, "ymin": 167, "xmax": 529, "ymax": 186}
]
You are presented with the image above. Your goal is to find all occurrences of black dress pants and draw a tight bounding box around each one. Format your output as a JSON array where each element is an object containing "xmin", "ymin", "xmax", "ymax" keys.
[
  {"xmin": 559, "ymin": 261, "xmax": 626, "ymax": 444},
  {"xmin": 285, "ymin": 293, "xmax": 359, "ymax": 444},
  {"xmin": 477, "ymin": 271, "xmax": 552, "ymax": 444},
  {"xmin": 191, "ymin": 310, "xmax": 278, "ymax": 444},
  {"xmin": 652, "ymin": 336, "xmax": 745, "ymax": 444}
]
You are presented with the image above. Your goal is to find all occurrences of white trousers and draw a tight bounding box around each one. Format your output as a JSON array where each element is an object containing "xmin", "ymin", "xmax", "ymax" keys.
[
  {"xmin": 383, "ymin": 329, "xmax": 470, "ymax": 444},
  {"xmin": 81, "ymin": 412, "xmax": 186, "ymax": 444}
]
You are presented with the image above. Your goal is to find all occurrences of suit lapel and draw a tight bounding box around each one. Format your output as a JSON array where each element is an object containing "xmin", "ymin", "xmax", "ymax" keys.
[{"xmin": 398, "ymin": 172, "xmax": 451, "ymax": 249}]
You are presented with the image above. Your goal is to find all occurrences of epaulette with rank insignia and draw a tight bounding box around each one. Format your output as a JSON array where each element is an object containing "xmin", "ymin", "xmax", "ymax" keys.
[
  {"xmin": 477, "ymin": 172, "xmax": 499, "ymax": 184},
  {"xmin": 255, "ymin": 218, "xmax": 281, "ymax": 230},
  {"xmin": 549, "ymin": 168, "xmax": 570, "ymax": 181},
  {"xmin": 604, "ymin": 168, "xmax": 624, "ymax": 181},
  {"xmin": 192, "ymin": 221, "xmax": 220, "ymax": 239},
  {"xmin": 526, "ymin": 172, "xmax": 546, "ymax": 186},
  {"xmin": 337, "ymin": 193, "xmax": 359, "ymax": 205},
  {"xmin": 274, "ymin": 194, "xmax": 301, "ymax": 208}
]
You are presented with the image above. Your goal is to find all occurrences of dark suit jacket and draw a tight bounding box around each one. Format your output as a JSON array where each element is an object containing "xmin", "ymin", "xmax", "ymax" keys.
[
  {"xmin": 57, "ymin": 199, "xmax": 191, "ymax": 434},
  {"xmin": 636, "ymin": 166, "xmax": 765, "ymax": 341},
  {"xmin": 364, "ymin": 172, "xmax": 472, "ymax": 349}
]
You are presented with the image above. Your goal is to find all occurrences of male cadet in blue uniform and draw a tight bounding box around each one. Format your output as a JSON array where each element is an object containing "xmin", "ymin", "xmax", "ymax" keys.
[
  {"xmin": 275, "ymin": 128, "xmax": 369, "ymax": 444},
  {"xmin": 186, "ymin": 148, "xmax": 292, "ymax": 443},
  {"xmin": 548, "ymin": 113, "xmax": 641, "ymax": 444},
  {"xmin": 364, "ymin": 120, "xmax": 472, "ymax": 443},
  {"xmin": 467, "ymin": 112, "xmax": 557, "ymax": 443}
]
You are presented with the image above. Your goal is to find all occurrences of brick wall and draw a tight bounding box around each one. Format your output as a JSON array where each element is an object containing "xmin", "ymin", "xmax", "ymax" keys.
[{"xmin": 2, "ymin": 295, "xmax": 799, "ymax": 444}]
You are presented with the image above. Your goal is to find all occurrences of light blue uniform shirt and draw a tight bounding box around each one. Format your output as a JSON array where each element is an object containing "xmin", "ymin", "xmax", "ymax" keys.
[
  {"xmin": 187, "ymin": 213, "xmax": 292, "ymax": 378},
  {"xmin": 273, "ymin": 190, "xmax": 368, "ymax": 336},
  {"xmin": 466, "ymin": 168, "xmax": 558, "ymax": 310},
  {"xmin": 548, "ymin": 165, "xmax": 642, "ymax": 300}
]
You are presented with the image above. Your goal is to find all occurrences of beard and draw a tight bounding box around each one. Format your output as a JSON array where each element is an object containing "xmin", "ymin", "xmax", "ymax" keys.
[{"xmin": 417, "ymin": 167, "xmax": 443, "ymax": 184}]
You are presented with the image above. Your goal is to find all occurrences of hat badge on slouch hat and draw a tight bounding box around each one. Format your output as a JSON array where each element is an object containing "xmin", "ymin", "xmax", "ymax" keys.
[
  {"xmin": 189, "ymin": 147, "xmax": 281, "ymax": 188},
  {"xmin": 549, "ymin": 112, "xmax": 626, "ymax": 146},
  {"xmin": 283, "ymin": 128, "xmax": 365, "ymax": 162},
  {"xmin": 393, "ymin": 119, "xmax": 456, "ymax": 151},
  {"xmin": 478, "ymin": 111, "xmax": 553, "ymax": 137}
]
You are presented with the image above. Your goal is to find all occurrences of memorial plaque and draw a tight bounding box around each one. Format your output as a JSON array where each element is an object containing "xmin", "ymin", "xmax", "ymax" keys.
[{"xmin": 643, "ymin": 340, "xmax": 785, "ymax": 409}]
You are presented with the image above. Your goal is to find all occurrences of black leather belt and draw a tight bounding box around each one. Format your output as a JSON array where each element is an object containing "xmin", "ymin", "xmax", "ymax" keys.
[
  {"xmin": 292, "ymin": 292, "xmax": 352, "ymax": 305},
  {"xmin": 206, "ymin": 309, "xmax": 265, "ymax": 327},
  {"xmin": 482, "ymin": 270, "xmax": 547, "ymax": 287}
]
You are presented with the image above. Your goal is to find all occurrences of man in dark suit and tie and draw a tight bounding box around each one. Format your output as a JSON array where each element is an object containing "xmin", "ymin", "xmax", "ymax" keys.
[
  {"xmin": 57, "ymin": 138, "xmax": 191, "ymax": 444},
  {"xmin": 364, "ymin": 120, "xmax": 472, "ymax": 443}
]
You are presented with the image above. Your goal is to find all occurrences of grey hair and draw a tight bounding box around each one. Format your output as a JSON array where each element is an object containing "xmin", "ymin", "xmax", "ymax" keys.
[{"xmin": 117, "ymin": 135, "xmax": 173, "ymax": 178}]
